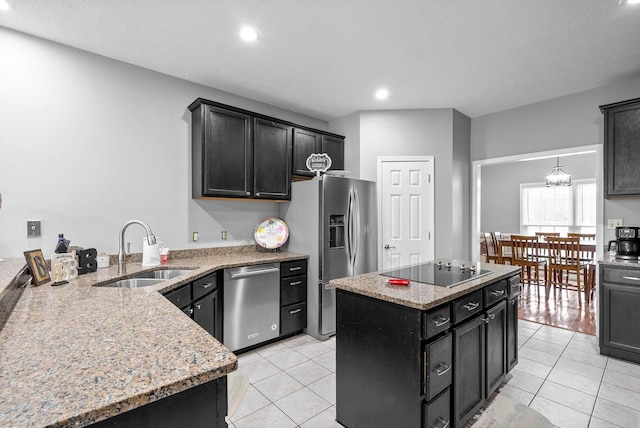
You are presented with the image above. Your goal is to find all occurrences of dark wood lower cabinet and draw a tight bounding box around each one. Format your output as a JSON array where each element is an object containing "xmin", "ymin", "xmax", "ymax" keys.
[
  {"xmin": 506, "ymin": 294, "xmax": 519, "ymax": 372},
  {"xmin": 453, "ymin": 314, "xmax": 485, "ymax": 427},
  {"xmin": 336, "ymin": 274, "xmax": 518, "ymax": 428},
  {"xmin": 193, "ymin": 289, "xmax": 221, "ymax": 339},
  {"xmin": 599, "ymin": 265, "xmax": 640, "ymax": 364},
  {"xmin": 90, "ymin": 377, "xmax": 227, "ymax": 428},
  {"xmin": 485, "ymin": 301, "xmax": 507, "ymax": 397}
]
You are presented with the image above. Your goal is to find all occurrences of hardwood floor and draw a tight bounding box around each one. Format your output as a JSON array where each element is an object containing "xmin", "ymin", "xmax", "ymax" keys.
[{"xmin": 518, "ymin": 281, "xmax": 597, "ymax": 336}]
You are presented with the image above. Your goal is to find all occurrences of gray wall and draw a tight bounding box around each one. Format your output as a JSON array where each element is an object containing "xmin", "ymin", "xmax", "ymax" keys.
[
  {"xmin": 329, "ymin": 108, "xmax": 472, "ymax": 260},
  {"xmin": 481, "ymin": 153, "xmax": 598, "ymax": 233},
  {"xmin": 472, "ymin": 77, "xmax": 640, "ymax": 244},
  {"xmin": 0, "ymin": 27, "xmax": 329, "ymax": 258}
]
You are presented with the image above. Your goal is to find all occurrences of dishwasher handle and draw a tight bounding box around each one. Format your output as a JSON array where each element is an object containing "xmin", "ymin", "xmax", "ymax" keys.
[{"xmin": 228, "ymin": 266, "xmax": 280, "ymax": 279}]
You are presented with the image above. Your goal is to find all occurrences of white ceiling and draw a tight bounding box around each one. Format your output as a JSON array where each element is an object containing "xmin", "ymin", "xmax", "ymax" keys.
[{"xmin": 1, "ymin": 0, "xmax": 640, "ymax": 121}]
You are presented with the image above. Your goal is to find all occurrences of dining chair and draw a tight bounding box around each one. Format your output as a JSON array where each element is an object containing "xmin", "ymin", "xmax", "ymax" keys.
[
  {"xmin": 568, "ymin": 233, "xmax": 596, "ymax": 301},
  {"xmin": 483, "ymin": 232, "xmax": 500, "ymax": 263},
  {"xmin": 546, "ymin": 236, "xmax": 590, "ymax": 305},
  {"xmin": 510, "ymin": 235, "xmax": 546, "ymax": 299},
  {"xmin": 534, "ymin": 232, "xmax": 560, "ymax": 259}
]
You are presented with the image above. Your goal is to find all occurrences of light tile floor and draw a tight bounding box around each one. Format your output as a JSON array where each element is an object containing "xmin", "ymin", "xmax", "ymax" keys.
[{"xmin": 228, "ymin": 320, "xmax": 640, "ymax": 427}]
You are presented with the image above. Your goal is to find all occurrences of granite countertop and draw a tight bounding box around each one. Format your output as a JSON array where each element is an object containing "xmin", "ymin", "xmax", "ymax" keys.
[
  {"xmin": 330, "ymin": 259, "xmax": 520, "ymax": 310},
  {"xmin": 599, "ymin": 253, "xmax": 640, "ymax": 268},
  {"xmin": 0, "ymin": 246, "xmax": 307, "ymax": 428}
]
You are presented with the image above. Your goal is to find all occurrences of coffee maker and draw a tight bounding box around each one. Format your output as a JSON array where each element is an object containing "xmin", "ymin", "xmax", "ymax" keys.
[{"xmin": 608, "ymin": 226, "xmax": 640, "ymax": 260}]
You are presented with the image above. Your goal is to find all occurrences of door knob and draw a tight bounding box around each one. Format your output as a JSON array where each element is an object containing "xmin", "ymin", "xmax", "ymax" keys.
[{"xmin": 384, "ymin": 244, "xmax": 396, "ymax": 249}]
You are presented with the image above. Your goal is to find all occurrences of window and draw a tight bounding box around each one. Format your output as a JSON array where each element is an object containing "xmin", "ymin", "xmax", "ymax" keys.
[{"xmin": 520, "ymin": 179, "xmax": 596, "ymax": 235}]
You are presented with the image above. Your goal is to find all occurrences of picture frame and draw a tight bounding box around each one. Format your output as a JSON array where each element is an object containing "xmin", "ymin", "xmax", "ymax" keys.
[{"xmin": 24, "ymin": 249, "xmax": 50, "ymax": 285}]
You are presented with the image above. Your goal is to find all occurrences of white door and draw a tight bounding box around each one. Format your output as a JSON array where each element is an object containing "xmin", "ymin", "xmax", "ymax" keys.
[{"xmin": 378, "ymin": 157, "xmax": 434, "ymax": 270}]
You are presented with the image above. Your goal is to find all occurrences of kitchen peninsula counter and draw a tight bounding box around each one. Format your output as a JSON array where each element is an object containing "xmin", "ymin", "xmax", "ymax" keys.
[{"xmin": 0, "ymin": 246, "xmax": 307, "ymax": 428}]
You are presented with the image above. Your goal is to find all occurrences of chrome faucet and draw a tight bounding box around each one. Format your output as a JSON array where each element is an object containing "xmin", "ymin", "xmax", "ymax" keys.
[{"xmin": 118, "ymin": 219, "xmax": 157, "ymax": 275}]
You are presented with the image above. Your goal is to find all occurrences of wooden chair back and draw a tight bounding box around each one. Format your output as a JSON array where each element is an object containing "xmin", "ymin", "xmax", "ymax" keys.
[
  {"xmin": 511, "ymin": 235, "xmax": 542, "ymax": 265},
  {"xmin": 483, "ymin": 232, "xmax": 500, "ymax": 263},
  {"xmin": 546, "ymin": 237, "xmax": 581, "ymax": 267},
  {"xmin": 535, "ymin": 232, "xmax": 560, "ymax": 239}
]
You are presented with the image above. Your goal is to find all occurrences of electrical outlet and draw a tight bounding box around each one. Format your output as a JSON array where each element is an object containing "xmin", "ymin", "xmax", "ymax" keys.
[
  {"xmin": 221, "ymin": 230, "xmax": 228, "ymax": 240},
  {"xmin": 607, "ymin": 219, "xmax": 623, "ymax": 230},
  {"xmin": 27, "ymin": 220, "xmax": 41, "ymax": 237},
  {"xmin": 192, "ymin": 231, "xmax": 199, "ymax": 242}
]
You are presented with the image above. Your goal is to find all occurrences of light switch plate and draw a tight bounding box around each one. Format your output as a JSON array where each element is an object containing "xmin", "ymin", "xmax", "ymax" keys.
[
  {"xmin": 27, "ymin": 220, "xmax": 41, "ymax": 237},
  {"xmin": 607, "ymin": 219, "xmax": 623, "ymax": 229}
]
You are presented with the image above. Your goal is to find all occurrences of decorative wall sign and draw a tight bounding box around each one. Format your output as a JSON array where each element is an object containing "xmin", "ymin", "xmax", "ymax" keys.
[
  {"xmin": 306, "ymin": 153, "xmax": 332, "ymax": 175},
  {"xmin": 23, "ymin": 249, "xmax": 50, "ymax": 285}
]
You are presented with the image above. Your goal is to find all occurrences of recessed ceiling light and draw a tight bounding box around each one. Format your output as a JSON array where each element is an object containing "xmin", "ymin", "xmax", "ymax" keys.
[
  {"xmin": 0, "ymin": 0, "xmax": 13, "ymax": 12},
  {"xmin": 239, "ymin": 27, "xmax": 260, "ymax": 42},
  {"xmin": 375, "ymin": 89, "xmax": 389, "ymax": 100},
  {"xmin": 620, "ymin": 0, "xmax": 640, "ymax": 4}
]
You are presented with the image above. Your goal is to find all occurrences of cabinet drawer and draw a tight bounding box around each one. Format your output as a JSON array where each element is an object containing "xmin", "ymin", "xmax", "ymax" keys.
[
  {"xmin": 603, "ymin": 267, "xmax": 640, "ymax": 286},
  {"xmin": 484, "ymin": 280, "xmax": 508, "ymax": 307},
  {"xmin": 164, "ymin": 284, "xmax": 191, "ymax": 309},
  {"xmin": 424, "ymin": 333, "xmax": 452, "ymax": 402},
  {"xmin": 281, "ymin": 259, "xmax": 307, "ymax": 277},
  {"xmin": 452, "ymin": 289, "xmax": 483, "ymax": 325},
  {"xmin": 281, "ymin": 274, "xmax": 307, "ymax": 306},
  {"xmin": 507, "ymin": 275, "xmax": 520, "ymax": 296},
  {"xmin": 281, "ymin": 302, "xmax": 307, "ymax": 336},
  {"xmin": 423, "ymin": 305, "xmax": 451, "ymax": 340},
  {"xmin": 193, "ymin": 272, "xmax": 218, "ymax": 300},
  {"xmin": 423, "ymin": 388, "xmax": 451, "ymax": 428}
]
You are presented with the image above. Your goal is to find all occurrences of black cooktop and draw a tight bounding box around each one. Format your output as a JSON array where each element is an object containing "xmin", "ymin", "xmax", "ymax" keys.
[{"xmin": 380, "ymin": 261, "xmax": 491, "ymax": 288}]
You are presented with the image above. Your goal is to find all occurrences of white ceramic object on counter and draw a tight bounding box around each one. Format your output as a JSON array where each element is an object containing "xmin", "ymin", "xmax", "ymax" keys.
[{"xmin": 142, "ymin": 237, "xmax": 164, "ymax": 266}]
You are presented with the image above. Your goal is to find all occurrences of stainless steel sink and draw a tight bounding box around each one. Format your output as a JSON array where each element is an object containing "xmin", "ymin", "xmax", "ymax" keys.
[
  {"xmin": 98, "ymin": 278, "xmax": 166, "ymax": 288},
  {"xmin": 97, "ymin": 268, "xmax": 195, "ymax": 288},
  {"xmin": 131, "ymin": 269, "xmax": 194, "ymax": 280}
]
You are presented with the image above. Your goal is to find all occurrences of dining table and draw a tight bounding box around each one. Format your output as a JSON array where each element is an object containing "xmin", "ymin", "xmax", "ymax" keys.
[
  {"xmin": 496, "ymin": 238, "xmax": 597, "ymax": 263},
  {"xmin": 496, "ymin": 238, "xmax": 597, "ymax": 299}
]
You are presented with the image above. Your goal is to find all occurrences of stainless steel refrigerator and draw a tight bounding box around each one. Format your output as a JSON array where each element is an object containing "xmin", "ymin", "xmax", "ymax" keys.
[{"xmin": 280, "ymin": 175, "xmax": 377, "ymax": 340}]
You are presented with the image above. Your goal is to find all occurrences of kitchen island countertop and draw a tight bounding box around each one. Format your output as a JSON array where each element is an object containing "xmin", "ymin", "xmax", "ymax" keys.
[
  {"xmin": 330, "ymin": 259, "xmax": 520, "ymax": 310},
  {"xmin": 0, "ymin": 246, "xmax": 307, "ymax": 428}
]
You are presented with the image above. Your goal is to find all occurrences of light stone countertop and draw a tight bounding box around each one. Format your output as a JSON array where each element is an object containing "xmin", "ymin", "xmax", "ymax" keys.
[
  {"xmin": 330, "ymin": 259, "xmax": 521, "ymax": 310},
  {"xmin": 0, "ymin": 246, "xmax": 307, "ymax": 428},
  {"xmin": 599, "ymin": 253, "xmax": 640, "ymax": 268}
]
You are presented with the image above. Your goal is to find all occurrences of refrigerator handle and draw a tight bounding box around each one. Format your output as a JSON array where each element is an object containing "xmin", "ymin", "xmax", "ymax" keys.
[
  {"xmin": 347, "ymin": 188, "xmax": 357, "ymax": 272},
  {"xmin": 352, "ymin": 187, "xmax": 359, "ymax": 269}
]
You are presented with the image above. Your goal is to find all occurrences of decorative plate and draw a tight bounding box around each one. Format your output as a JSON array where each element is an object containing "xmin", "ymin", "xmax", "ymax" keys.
[{"xmin": 254, "ymin": 217, "xmax": 289, "ymax": 249}]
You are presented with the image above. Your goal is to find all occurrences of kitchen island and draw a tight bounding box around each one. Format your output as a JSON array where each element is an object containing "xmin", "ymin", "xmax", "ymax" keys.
[
  {"xmin": 0, "ymin": 246, "xmax": 307, "ymax": 428},
  {"xmin": 331, "ymin": 260, "xmax": 520, "ymax": 428}
]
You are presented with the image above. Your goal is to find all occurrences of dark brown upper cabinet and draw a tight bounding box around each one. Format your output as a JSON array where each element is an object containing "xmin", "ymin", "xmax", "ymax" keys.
[
  {"xmin": 321, "ymin": 134, "xmax": 345, "ymax": 172},
  {"xmin": 191, "ymin": 103, "xmax": 252, "ymax": 198},
  {"xmin": 189, "ymin": 98, "xmax": 344, "ymax": 200},
  {"xmin": 600, "ymin": 98, "xmax": 640, "ymax": 198},
  {"xmin": 292, "ymin": 128, "xmax": 322, "ymax": 177},
  {"xmin": 253, "ymin": 118, "xmax": 292, "ymax": 200},
  {"xmin": 292, "ymin": 129, "xmax": 345, "ymax": 177}
]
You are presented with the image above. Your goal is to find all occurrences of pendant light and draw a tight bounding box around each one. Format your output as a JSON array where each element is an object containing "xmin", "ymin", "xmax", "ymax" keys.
[{"xmin": 545, "ymin": 157, "xmax": 571, "ymax": 187}]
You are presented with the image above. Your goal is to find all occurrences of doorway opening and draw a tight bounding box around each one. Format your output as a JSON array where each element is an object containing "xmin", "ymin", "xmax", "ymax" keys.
[{"xmin": 471, "ymin": 144, "xmax": 602, "ymax": 335}]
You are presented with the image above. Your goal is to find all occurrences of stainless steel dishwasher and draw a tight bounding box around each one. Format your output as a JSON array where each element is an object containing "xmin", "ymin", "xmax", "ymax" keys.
[{"xmin": 223, "ymin": 263, "xmax": 280, "ymax": 352}]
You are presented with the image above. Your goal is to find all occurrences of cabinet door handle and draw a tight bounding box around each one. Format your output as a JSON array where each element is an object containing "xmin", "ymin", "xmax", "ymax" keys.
[
  {"xmin": 185, "ymin": 308, "xmax": 193, "ymax": 315},
  {"xmin": 484, "ymin": 313, "xmax": 496, "ymax": 323},
  {"xmin": 290, "ymin": 281, "xmax": 302, "ymax": 286},
  {"xmin": 432, "ymin": 418, "xmax": 450, "ymax": 428},
  {"xmin": 463, "ymin": 302, "xmax": 479, "ymax": 311},
  {"xmin": 434, "ymin": 363, "xmax": 451, "ymax": 376},
  {"xmin": 623, "ymin": 276, "xmax": 640, "ymax": 281},
  {"xmin": 289, "ymin": 266, "xmax": 302, "ymax": 272},
  {"xmin": 201, "ymin": 282, "xmax": 214, "ymax": 289},
  {"xmin": 490, "ymin": 290, "xmax": 505, "ymax": 297},
  {"xmin": 195, "ymin": 304, "xmax": 201, "ymax": 310},
  {"xmin": 289, "ymin": 308, "xmax": 302, "ymax": 315},
  {"xmin": 433, "ymin": 316, "xmax": 450, "ymax": 327}
]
